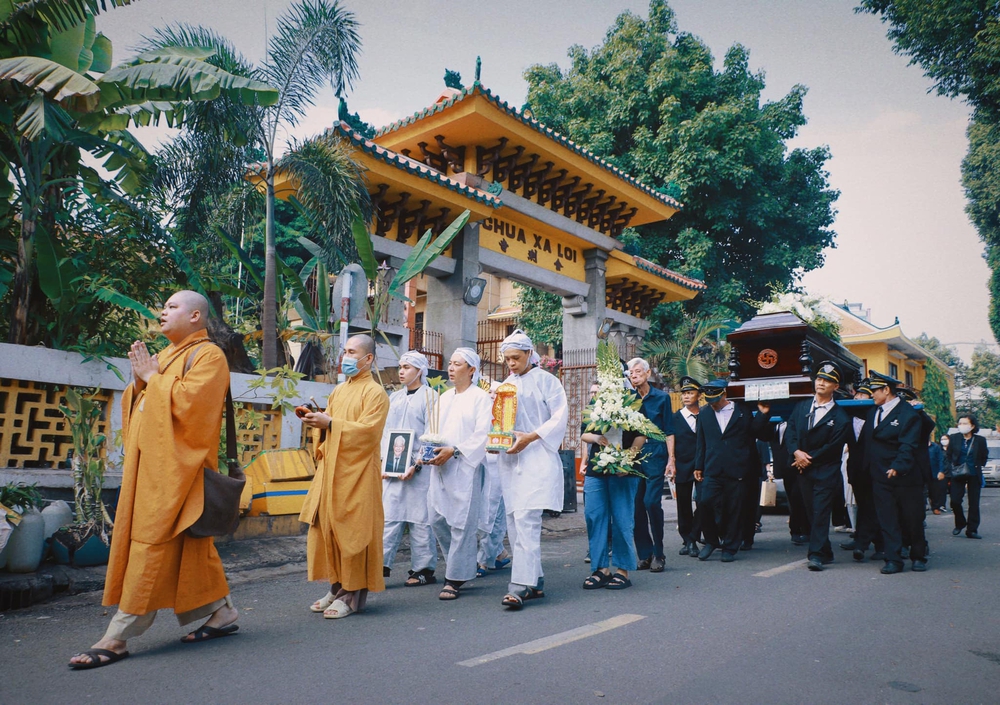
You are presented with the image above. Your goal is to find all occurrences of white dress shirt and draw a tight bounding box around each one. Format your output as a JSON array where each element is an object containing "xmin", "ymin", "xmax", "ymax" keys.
[
  {"xmin": 875, "ymin": 396, "xmax": 901, "ymax": 426},
  {"xmin": 714, "ymin": 401, "xmax": 735, "ymax": 433},
  {"xmin": 681, "ymin": 407, "xmax": 698, "ymax": 433}
]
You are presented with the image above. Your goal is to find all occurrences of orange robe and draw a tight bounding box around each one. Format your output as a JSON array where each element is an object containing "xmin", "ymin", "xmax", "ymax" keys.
[
  {"xmin": 103, "ymin": 329, "xmax": 232, "ymax": 615},
  {"xmin": 299, "ymin": 372, "xmax": 389, "ymax": 591}
]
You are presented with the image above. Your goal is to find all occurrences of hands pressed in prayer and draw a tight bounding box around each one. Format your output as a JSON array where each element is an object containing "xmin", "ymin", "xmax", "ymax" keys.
[{"xmin": 128, "ymin": 341, "xmax": 159, "ymax": 391}]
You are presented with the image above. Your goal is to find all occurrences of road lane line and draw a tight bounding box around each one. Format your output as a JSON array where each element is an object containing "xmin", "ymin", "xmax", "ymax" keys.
[
  {"xmin": 457, "ymin": 613, "xmax": 646, "ymax": 667},
  {"xmin": 754, "ymin": 559, "xmax": 809, "ymax": 577}
]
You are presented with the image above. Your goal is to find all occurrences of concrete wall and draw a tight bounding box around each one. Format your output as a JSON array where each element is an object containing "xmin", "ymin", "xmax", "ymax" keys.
[{"xmin": 0, "ymin": 343, "xmax": 334, "ymax": 491}]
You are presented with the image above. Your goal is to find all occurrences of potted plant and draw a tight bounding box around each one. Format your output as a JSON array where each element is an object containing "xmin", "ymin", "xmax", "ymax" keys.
[
  {"xmin": 50, "ymin": 388, "xmax": 114, "ymax": 567},
  {"xmin": 0, "ymin": 483, "xmax": 46, "ymax": 572}
]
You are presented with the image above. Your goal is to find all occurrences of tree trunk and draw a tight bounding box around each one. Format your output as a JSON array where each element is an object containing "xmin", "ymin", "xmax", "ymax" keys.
[
  {"xmin": 262, "ymin": 161, "xmax": 278, "ymax": 370},
  {"xmin": 206, "ymin": 291, "xmax": 256, "ymax": 373},
  {"xmin": 7, "ymin": 215, "xmax": 35, "ymax": 345}
]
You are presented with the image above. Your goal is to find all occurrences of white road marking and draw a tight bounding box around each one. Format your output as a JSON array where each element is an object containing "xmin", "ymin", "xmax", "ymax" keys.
[
  {"xmin": 457, "ymin": 613, "xmax": 646, "ymax": 667},
  {"xmin": 754, "ymin": 559, "xmax": 809, "ymax": 577}
]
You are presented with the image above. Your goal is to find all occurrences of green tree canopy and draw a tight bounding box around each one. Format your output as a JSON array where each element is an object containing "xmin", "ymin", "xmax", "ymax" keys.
[
  {"xmin": 514, "ymin": 283, "xmax": 563, "ymax": 354},
  {"xmin": 523, "ymin": 0, "xmax": 839, "ymax": 331}
]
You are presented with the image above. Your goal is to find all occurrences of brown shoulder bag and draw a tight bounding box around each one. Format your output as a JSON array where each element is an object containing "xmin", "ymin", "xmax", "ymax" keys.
[{"xmin": 166, "ymin": 343, "xmax": 246, "ymax": 538}]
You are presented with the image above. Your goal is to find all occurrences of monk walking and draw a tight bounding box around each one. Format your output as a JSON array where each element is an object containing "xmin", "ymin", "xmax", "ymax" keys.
[
  {"xmin": 301, "ymin": 334, "xmax": 390, "ymax": 619},
  {"xmin": 69, "ymin": 290, "xmax": 238, "ymax": 669}
]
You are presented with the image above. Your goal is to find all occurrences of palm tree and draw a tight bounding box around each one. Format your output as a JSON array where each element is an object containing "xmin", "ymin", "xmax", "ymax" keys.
[
  {"xmin": 640, "ymin": 317, "xmax": 733, "ymax": 386},
  {"xmin": 0, "ymin": 0, "xmax": 279, "ymax": 345},
  {"xmin": 145, "ymin": 0, "xmax": 366, "ymax": 368}
]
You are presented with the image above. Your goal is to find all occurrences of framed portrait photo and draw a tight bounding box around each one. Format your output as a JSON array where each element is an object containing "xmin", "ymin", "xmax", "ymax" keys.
[{"xmin": 381, "ymin": 429, "xmax": 415, "ymax": 477}]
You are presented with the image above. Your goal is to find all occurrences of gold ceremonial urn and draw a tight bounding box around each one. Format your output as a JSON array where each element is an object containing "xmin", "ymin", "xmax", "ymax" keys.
[{"xmin": 485, "ymin": 383, "xmax": 517, "ymax": 452}]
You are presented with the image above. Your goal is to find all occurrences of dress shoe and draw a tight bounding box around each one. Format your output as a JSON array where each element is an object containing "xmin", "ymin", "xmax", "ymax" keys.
[
  {"xmin": 791, "ymin": 534, "xmax": 808, "ymax": 546},
  {"xmin": 840, "ymin": 540, "xmax": 857, "ymax": 551},
  {"xmin": 697, "ymin": 545, "xmax": 717, "ymax": 561},
  {"xmin": 871, "ymin": 551, "xmax": 885, "ymax": 561},
  {"xmin": 636, "ymin": 558, "xmax": 652, "ymax": 570},
  {"xmin": 911, "ymin": 559, "xmax": 928, "ymax": 572},
  {"xmin": 880, "ymin": 561, "xmax": 904, "ymax": 575},
  {"xmin": 686, "ymin": 542, "xmax": 699, "ymax": 557},
  {"xmin": 967, "ymin": 532, "xmax": 983, "ymax": 539},
  {"xmin": 853, "ymin": 549, "xmax": 865, "ymax": 562},
  {"xmin": 807, "ymin": 556, "xmax": 824, "ymax": 571},
  {"xmin": 720, "ymin": 552, "xmax": 736, "ymax": 563},
  {"xmin": 900, "ymin": 547, "xmax": 910, "ymax": 560},
  {"xmin": 679, "ymin": 544, "xmax": 690, "ymax": 556},
  {"xmin": 952, "ymin": 528, "xmax": 964, "ymax": 536},
  {"xmin": 650, "ymin": 556, "xmax": 666, "ymax": 572},
  {"xmin": 740, "ymin": 541, "xmax": 753, "ymax": 551},
  {"xmin": 383, "ymin": 566, "xmax": 391, "ymax": 578}
]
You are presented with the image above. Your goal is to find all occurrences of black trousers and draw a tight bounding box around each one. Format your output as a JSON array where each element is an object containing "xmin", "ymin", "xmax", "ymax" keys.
[
  {"xmin": 929, "ymin": 476, "xmax": 949, "ymax": 511},
  {"xmin": 799, "ymin": 466, "xmax": 840, "ymax": 560},
  {"xmin": 740, "ymin": 477, "xmax": 762, "ymax": 546},
  {"xmin": 872, "ymin": 481, "xmax": 926, "ymax": 564},
  {"xmin": 699, "ymin": 475, "xmax": 744, "ymax": 555},
  {"xmin": 675, "ymin": 479, "xmax": 700, "ymax": 545},
  {"xmin": 950, "ymin": 474, "xmax": 982, "ymax": 534},
  {"xmin": 634, "ymin": 472, "xmax": 666, "ymax": 560},
  {"xmin": 783, "ymin": 471, "xmax": 811, "ymax": 537},
  {"xmin": 851, "ymin": 474, "xmax": 883, "ymax": 552},
  {"xmin": 831, "ymin": 472, "xmax": 851, "ymax": 528}
]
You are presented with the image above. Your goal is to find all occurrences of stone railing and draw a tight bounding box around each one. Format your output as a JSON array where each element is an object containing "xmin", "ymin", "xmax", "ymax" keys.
[{"xmin": 0, "ymin": 343, "xmax": 334, "ymax": 491}]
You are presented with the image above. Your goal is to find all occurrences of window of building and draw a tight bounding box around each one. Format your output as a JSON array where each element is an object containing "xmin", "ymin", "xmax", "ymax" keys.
[
  {"xmin": 889, "ymin": 362, "xmax": 898, "ymax": 379},
  {"xmin": 905, "ymin": 371, "xmax": 914, "ymax": 387}
]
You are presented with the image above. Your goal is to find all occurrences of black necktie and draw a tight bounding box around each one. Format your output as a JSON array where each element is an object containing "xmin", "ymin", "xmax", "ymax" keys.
[
  {"xmin": 807, "ymin": 406, "xmax": 816, "ymax": 430},
  {"xmin": 875, "ymin": 407, "xmax": 883, "ymax": 427}
]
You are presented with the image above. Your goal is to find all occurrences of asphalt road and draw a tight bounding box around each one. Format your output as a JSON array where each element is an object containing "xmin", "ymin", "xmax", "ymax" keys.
[{"xmin": 4, "ymin": 491, "xmax": 1000, "ymax": 704}]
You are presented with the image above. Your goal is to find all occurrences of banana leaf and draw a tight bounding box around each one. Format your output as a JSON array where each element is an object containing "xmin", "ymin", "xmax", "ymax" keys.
[
  {"xmin": 215, "ymin": 225, "xmax": 263, "ymax": 288},
  {"xmin": 350, "ymin": 207, "xmax": 378, "ymax": 281},
  {"xmin": 390, "ymin": 209, "xmax": 470, "ymax": 296}
]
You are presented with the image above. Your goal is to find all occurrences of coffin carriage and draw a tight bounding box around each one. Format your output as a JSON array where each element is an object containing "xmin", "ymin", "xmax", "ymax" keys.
[{"xmin": 723, "ymin": 312, "xmax": 864, "ymax": 419}]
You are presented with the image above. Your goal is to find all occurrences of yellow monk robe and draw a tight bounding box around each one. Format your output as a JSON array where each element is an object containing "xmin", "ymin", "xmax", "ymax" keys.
[
  {"xmin": 103, "ymin": 329, "xmax": 232, "ymax": 616},
  {"xmin": 299, "ymin": 372, "xmax": 389, "ymax": 591}
]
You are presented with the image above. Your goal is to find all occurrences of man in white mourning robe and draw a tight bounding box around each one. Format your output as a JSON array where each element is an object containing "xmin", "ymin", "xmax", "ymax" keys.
[
  {"xmin": 477, "ymin": 442, "xmax": 509, "ymax": 576},
  {"xmin": 382, "ymin": 351, "xmax": 439, "ymax": 587},
  {"xmin": 496, "ymin": 330, "xmax": 569, "ymax": 610},
  {"xmin": 426, "ymin": 348, "xmax": 492, "ymax": 600}
]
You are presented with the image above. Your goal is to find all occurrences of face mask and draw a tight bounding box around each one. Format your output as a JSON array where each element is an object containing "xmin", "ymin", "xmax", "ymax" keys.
[
  {"xmin": 941, "ymin": 439, "xmax": 949, "ymax": 447},
  {"xmin": 957, "ymin": 423, "xmax": 973, "ymax": 435},
  {"xmin": 342, "ymin": 356, "xmax": 367, "ymax": 378}
]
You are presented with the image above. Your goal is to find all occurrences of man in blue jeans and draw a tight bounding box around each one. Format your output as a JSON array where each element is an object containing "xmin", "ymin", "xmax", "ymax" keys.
[{"xmin": 627, "ymin": 358, "xmax": 675, "ymax": 573}]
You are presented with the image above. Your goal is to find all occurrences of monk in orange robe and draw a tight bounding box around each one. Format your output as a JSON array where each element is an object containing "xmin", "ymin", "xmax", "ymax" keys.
[
  {"xmin": 300, "ymin": 334, "xmax": 389, "ymax": 619},
  {"xmin": 69, "ymin": 291, "xmax": 238, "ymax": 669}
]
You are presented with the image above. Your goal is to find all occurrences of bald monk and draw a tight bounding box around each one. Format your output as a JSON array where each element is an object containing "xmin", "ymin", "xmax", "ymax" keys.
[
  {"xmin": 69, "ymin": 290, "xmax": 238, "ymax": 669},
  {"xmin": 300, "ymin": 334, "xmax": 390, "ymax": 619}
]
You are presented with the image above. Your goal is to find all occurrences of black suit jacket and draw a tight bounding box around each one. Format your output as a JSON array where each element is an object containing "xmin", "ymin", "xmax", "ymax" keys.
[
  {"xmin": 862, "ymin": 400, "xmax": 922, "ymax": 486},
  {"xmin": 695, "ymin": 401, "xmax": 771, "ymax": 480},
  {"xmin": 944, "ymin": 432, "xmax": 989, "ymax": 475},
  {"xmin": 911, "ymin": 409, "xmax": 936, "ymax": 485},
  {"xmin": 846, "ymin": 417, "xmax": 867, "ymax": 486},
  {"xmin": 671, "ymin": 409, "xmax": 698, "ymax": 483},
  {"xmin": 785, "ymin": 399, "xmax": 851, "ymax": 480}
]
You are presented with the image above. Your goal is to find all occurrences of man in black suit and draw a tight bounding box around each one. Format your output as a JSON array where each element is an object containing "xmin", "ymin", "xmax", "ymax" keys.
[
  {"xmin": 785, "ymin": 362, "xmax": 852, "ymax": 571},
  {"xmin": 768, "ymin": 419, "xmax": 810, "ymax": 545},
  {"xmin": 671, "ymin": 377, "xmax": 702, "ymax": 556},
  {"xmin": 694, "ymin": 379, "xmax": 772, "ymax": 562},
  {"xmin": 863, "ymin": 371, "xmax": 926, "ymax": 574},
  {"xmin": 843, "ymin": 379, "xmax": 884, "ymax": 561}
]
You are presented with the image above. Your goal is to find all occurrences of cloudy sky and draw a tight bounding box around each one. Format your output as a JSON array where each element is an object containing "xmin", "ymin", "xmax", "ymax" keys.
[{"xmin": 100, "ymin": 0, "xmax": 993, "ymax": 363}]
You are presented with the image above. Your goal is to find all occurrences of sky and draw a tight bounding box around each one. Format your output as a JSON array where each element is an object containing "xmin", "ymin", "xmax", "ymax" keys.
[{"xmin": 98, "ymin": 0, "xmax": 994, "ymax": 363}]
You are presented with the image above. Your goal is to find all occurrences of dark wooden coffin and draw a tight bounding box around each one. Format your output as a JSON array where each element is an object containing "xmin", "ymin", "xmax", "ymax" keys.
[{"xmin": 724, "ymin": 312, "xmax": 863, "ymax": 418}]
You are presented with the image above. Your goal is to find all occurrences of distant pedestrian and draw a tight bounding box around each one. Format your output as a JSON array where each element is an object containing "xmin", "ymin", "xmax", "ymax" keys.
[
  {"xmin": 944, "ymin": 415, "xmax": 989, "ymax": 540},
  {"xmin": 930, "ymin": 435, "xmax": 949, "ymax": 513}
]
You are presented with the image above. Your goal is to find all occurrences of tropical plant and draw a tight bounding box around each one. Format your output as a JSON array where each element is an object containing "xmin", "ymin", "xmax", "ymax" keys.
[
  {"xmin": 0, "ymin": 482, "xmax": 44, "ymax": 512},
  {"xmin": 349, "ymin": 208, "xmax": 472, "ymax": 355},
  {"xmin": 514, "ymin": 283, "xmax": 563, "ymax": 353},
  {"xmin": 142, "ymin": 3, "xmax": 368, "ymax": 369},
  {"xmin": 0, "ymin": 0, "xmax": 279, "ymax": 347},
  {"xmin": 640, "ymin": 316, "xmax": 733, "ymax": 386},
  {"xmin": 59, "ymin": 387, "xmax": 112, "ymax": 542}
]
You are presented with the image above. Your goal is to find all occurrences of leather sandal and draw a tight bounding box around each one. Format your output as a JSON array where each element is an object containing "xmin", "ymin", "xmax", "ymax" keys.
[
  {"xmin": 310, "ymin": 591, "xmax": 336, "ymax": 613},
  {"xmin": 583, "ymin": 571, "xmax": 612, "ymax": 590},
  {"xmin": 404, "ymin": 569, "xmax": 437, "ymax": 587},
  {"xmin": 324, "ymin": 599, "xmax": 356, "ymax": 619}
]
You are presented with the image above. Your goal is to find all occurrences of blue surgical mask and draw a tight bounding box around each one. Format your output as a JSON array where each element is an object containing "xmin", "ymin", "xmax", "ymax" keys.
[{"xmin": 342, "ymin": 357, "xmax": 361, "ymax": 378}]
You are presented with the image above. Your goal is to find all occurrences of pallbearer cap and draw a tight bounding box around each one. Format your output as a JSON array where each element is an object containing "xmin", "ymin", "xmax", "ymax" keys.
[
  {"xmin": 868, "ymin": 370, "xmax": 900, "ymax": 390},
  {"xmin": 812, "ymin": 360, "xmax": 841, "ymax": 384},
  {"xmin": 854, "ymin": 378, "xmax": 873, "ymax": 396},
  {"xmin": 701, "ymin": 378, "xmax": 729, "ymax": 400},
  {"xmin": 896, "ymin": 386, "xmax": 918, "ymax": 402},
  {"xmin": 679, "ymin": 376, "xmax": 702, "ymax": 393}
]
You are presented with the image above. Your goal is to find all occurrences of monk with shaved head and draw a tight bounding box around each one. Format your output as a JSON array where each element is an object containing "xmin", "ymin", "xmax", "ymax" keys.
[
  {"xmin": 300, "ymin": 333, "xmax": 389, "ymax": 618},
  {"xmin": 70, "ymin": 290, "xmax": 238, "ymax": 669}
]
